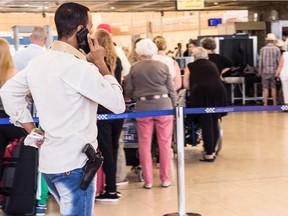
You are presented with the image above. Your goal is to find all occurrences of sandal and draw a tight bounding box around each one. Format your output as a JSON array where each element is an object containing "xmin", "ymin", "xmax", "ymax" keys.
[{"xmin": 199, "ymin": 157, "xmax": 215, "ymax": 162}]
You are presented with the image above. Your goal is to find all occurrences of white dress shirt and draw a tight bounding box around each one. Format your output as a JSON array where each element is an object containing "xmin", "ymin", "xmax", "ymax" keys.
[
  {"xmin": 282, "ymin": 39, "xmax": 288, "ymax": 52},
  {"xmin": 13, "ymin": 44, "xmax": 46, "ymax": 72},
  {"xmin": 115, "ymin": 46, "xmax": 131, "ymax": 77},
  {"xmin": 0, "ymin": 41, "xmax": 125, "ymax": 174},
  {"xmin": 153, "ymin": 54, "xmax": 177, "ymax": 79}
]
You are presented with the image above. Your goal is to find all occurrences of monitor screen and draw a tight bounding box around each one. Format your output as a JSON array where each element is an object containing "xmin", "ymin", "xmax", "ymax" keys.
[
  {"xmin": 208, "ymin": 18, "xmax": 222, "ymax": 26},
  {"xmin": 175, "ymin": 57, "xmax": 194, "ymax": 71},
  {"xmin": 219, "ymin": 38, "xmax": 254, "ymax": 67}
]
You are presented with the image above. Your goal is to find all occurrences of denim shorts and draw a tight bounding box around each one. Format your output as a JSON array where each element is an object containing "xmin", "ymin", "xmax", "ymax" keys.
[{"xmin": 43, "ymin": 168, "xmax": 96, "ymax": 216}]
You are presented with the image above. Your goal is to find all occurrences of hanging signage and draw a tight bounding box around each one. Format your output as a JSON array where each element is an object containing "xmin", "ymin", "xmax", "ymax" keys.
[{"xmin": 176, "ymin": 0, "xmax": 205, "ymax": 10}]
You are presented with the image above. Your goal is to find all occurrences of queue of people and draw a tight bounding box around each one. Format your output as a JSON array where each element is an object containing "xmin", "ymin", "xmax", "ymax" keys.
[
  {"xmin": 0, "ymin": 32, "xmax": 227, "ymax": 216},
  {"xmin": 2, "ymin": 2, "xmax": 288, "ymax": 216}
]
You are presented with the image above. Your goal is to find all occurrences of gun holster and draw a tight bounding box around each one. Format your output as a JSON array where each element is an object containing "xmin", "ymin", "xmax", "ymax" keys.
[{"xmin": 79, "ymin": 144, "xmax": 104, "ymax": 191}]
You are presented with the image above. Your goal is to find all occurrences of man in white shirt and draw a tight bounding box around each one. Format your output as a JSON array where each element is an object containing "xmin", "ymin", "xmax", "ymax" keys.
[
  {"xmin": 0, "ymin": 2, "xmax": 125, "ymax": 215},
  {"xmin": 13, "ymin": 26, "xmax": 47, "ymax": 72}
]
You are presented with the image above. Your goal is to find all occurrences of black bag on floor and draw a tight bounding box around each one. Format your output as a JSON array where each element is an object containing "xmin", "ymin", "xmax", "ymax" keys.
[
  {"xmin": 124, "ymin": 148, "xmax": 139, "ymax": 167},
  {"xmin": 0, "ymin": 137, "xmax": 38, "ymax": 215}
]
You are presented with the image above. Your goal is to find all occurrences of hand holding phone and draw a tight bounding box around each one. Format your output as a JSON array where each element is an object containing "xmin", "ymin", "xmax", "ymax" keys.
[
  {"xmin": 76, "ymin": 27, "xmax": 92, "ymax": 54},
  {"xmin": 77, "ymin": 28, "xmax": 110, "ymax": 76}
]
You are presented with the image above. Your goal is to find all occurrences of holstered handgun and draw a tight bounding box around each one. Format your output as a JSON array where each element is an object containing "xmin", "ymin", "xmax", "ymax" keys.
[{"xmin": 79, "ymin": 143, "xmax": 104, "ymax": 191}]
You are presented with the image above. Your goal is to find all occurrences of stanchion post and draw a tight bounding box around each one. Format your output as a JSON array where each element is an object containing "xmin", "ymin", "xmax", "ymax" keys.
[
  {"xmin": 176, "ymin": 106, "xmax": 186, "ymax": 215},
  {"xmin": 164, "ymin": 107, "xmax": 201, "ymax": 216}
]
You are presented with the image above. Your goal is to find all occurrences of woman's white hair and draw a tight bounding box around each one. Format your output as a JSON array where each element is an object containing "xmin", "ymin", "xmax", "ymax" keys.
[
  {"xmin": 135, "ymin": 38, "xmax": 158, "ymax": 57},
  {"xmin": 193, "ymin": 47, "xmax": 208, "ymax": 60}
]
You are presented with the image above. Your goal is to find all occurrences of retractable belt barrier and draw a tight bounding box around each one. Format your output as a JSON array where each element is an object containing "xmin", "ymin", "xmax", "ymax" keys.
[
  {"xmin": 97, "ymin": 105, "xmax": 288, "ymax": 120},
  {"xmin": 0, "ymin": 105, "xmax": 285, "ymax": 216},
  {"xmin": 0, "ymin": 105, "xmax": 286, "ymax": 124}
]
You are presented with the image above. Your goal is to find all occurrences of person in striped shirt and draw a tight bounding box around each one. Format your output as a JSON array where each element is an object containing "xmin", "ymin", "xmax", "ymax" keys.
[{"xmin": 258, "ymin": 33, "xmax": 281, "ymax": 106}]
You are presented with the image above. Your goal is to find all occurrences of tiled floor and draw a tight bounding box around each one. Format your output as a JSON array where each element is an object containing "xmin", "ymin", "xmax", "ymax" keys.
[{"xmin": 2, "ymin": 111, "xmax": 288, "ymax": 216}]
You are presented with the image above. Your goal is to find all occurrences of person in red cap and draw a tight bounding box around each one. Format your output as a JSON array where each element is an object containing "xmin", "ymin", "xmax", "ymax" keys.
[
  {"xmin": 97, "ymin": 23, "xmax": 130, "ymax": 77},
  {"xmin": 96, "ymin": 23, "xmax": 131, "ymax": 187},
  {"xmin": 97, "ymin": 23, "xmax": 112, "ymax": 34}
]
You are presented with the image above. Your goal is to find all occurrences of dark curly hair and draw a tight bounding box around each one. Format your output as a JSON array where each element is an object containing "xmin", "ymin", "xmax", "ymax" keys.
[
  {"xmin": 200, "ymin": 37, "xmax": 216, "ymax": 51},
  {"xmin": 55, "ymin": 2, "xmax": 89, "ymax": 39}
]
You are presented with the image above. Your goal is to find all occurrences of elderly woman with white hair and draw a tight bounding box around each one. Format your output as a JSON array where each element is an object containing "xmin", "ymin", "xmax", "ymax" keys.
[
  {"xmin": 183, "ymin": 47, "xmax": 226, "ymax": 162},
  {"xmin": 124, "ymin": 38, "xmax": 176, "ymax": 189}
]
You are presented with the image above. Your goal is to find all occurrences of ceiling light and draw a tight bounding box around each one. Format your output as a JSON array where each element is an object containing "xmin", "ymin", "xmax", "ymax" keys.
[
  {"xmin": 110, "ymin": 6, "xmax": 115, "ymax": 10},
  {"xmin": 214, "ymin": 2, "xmax": 218, "ymax": 5}
]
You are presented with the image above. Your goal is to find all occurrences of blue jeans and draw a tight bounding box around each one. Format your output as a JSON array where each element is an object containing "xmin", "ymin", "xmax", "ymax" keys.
[{"xmin": 43, "ymin": 168, "xmax": 96, "ymax": 216}]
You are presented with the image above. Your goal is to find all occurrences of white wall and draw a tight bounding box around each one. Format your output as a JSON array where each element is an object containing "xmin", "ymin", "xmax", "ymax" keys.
[{"xmin": 113, "ymin": 28, "xmax": 219, "ymax": 53}]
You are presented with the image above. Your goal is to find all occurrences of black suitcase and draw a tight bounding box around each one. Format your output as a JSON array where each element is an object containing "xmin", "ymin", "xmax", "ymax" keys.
[
  {"xmin": 124, "ymin": 148, "xmax": 139, "ymax": 166},
  {"xmin": 0, "ymin": 138, "xmax": 38, "ymax": 215}
]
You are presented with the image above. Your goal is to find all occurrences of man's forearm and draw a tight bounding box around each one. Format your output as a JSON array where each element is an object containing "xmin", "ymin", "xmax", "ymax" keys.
[
  {"xmin": 21, "ymin": 122, "xmax": 37, "ymax": 133},
  {"xmin": 94, "ymin": 60, "xmax": 111, "ymax": 76}
]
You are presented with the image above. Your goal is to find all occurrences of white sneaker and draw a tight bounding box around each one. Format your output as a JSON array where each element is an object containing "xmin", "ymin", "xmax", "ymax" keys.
[
  {"xmin": 161, "ymin": 181, "xmax": 171, "ymax": 188},
  {"xmin": 143, "ymin": 183, "xmax": 152, "ymax": 189},
  {"xmin": 116, "ymin": 179, "xmax": 129, "ymax": 186}
]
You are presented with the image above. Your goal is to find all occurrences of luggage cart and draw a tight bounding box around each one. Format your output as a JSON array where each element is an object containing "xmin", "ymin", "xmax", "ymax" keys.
[
  {"xmin": 121, "ymin": 103, "xmax": 161, "ymax": 182},
  {"xmin": 121, "ymin": 118, "xmax": 143, "ymax": 182},
  {"xmin": 184, "ymin": 118, "xmax": 223, "ymax": 155},
  {"xmin": 121, "ymin": 103, "xmax": 143, "ymax": 182}
]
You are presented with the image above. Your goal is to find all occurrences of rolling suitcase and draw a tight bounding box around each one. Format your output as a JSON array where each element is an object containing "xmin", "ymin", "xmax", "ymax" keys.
[
  {"xmin": 0, "ymin": 137, "xmax": 38, "ymax": 215},
  {"xmin": 122, "ymin": 117, "xmax": 139, "ymax": 166}
]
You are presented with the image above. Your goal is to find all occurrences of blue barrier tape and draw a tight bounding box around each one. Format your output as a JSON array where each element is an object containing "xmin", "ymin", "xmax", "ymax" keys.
[
  {"xmin": 0, "ymin": 105, "xmax": 286, "ymax": 124},
  {"xmin": 184, "ymin": 105, "xmax": 288, "ymax": 114},
  {"xmin": 97, "ymin": 109, "xmax": 174, "ymax": 120},
  {"xmin": 0, "ymin": 118, "xmax": 14, "ymax": 124}
]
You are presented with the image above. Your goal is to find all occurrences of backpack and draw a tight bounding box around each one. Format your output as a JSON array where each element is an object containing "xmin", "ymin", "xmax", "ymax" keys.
[
  {"xmin": 0, "ymin": 137, "xmax": 38, "ymax": 215},
  {"xmin": 0, "ymin": 137, "xmax": 24, "ymax": 196}
]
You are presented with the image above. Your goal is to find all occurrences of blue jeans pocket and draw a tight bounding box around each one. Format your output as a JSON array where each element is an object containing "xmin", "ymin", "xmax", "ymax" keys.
[{"xmin": 44, "ymin": 168, "xmax": 95, "ymax": 216}]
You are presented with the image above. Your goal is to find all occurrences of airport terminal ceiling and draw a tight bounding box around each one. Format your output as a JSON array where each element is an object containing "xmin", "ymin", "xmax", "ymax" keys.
[{"xmin": 0, "ymin": 0, "xmax": 288, "ymax": 13}]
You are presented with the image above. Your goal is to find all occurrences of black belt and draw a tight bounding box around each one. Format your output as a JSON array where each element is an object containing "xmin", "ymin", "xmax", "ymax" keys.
[{"xmin": 138, "ymin": 94, "xmax": 169, "ymax": 101}]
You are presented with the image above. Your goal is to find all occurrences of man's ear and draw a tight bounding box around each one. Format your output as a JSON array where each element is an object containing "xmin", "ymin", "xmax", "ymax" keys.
[{"xmin": 76, "ymin": 25, "xmax": 83, "ymax": 33}]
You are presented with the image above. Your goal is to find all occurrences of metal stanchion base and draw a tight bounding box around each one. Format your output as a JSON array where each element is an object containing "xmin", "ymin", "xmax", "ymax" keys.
[{"xmin": 163, "ymin": 213, "xmax": 201, "ymax": 216}]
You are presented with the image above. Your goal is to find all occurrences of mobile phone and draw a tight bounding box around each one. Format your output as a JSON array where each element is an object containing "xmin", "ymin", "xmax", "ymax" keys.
[{"xmin": 76, "ymin": 27, "xmax": 90, "ymax": 54}]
